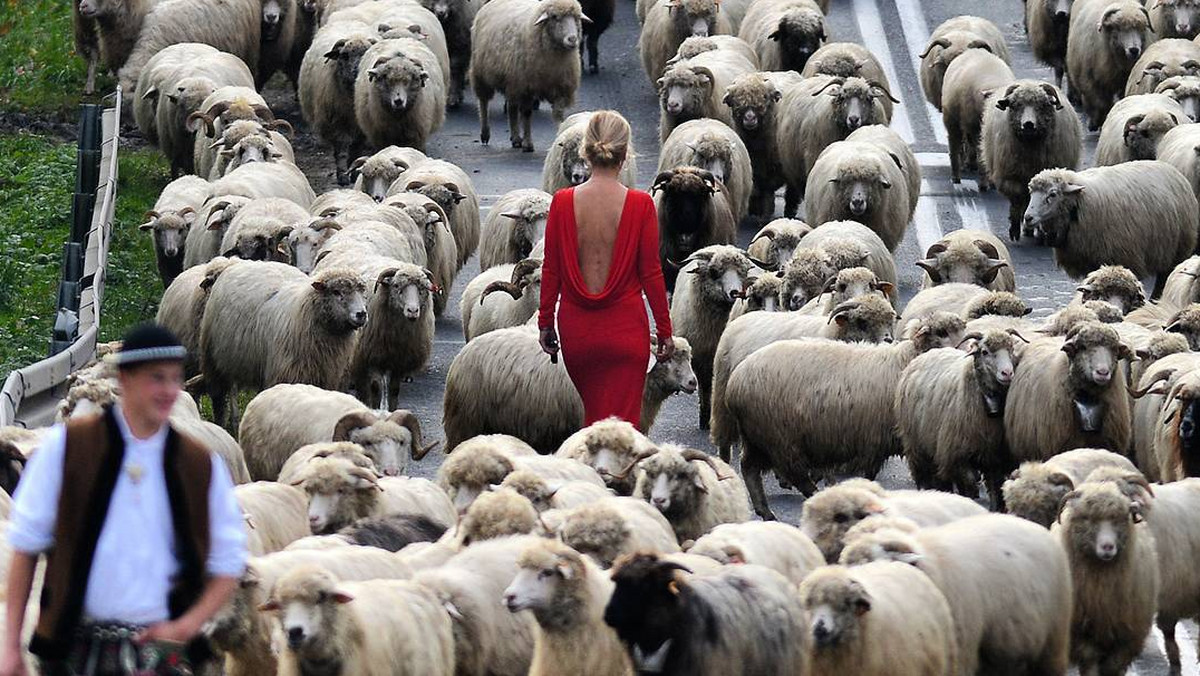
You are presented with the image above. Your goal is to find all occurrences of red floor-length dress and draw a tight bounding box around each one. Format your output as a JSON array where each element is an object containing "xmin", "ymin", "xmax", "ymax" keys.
[{"xmin": 538, "ymin": 187, "xmax": 673, "ymax": 428}]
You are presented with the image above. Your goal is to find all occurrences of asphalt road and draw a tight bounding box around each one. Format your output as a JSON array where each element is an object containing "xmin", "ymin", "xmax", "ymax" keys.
[{"xmin": 255, "ymin": 0, "xmax": 1196, "ymax": 672}]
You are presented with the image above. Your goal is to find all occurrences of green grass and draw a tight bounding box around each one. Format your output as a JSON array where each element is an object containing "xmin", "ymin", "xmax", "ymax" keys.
[
  {"xmin": 0, "ymin": 132, "xmax": 168, "ymax": 380},
  {"xmin": 0, "ymin": 0, "xmax": 110, "ymax": 115}
]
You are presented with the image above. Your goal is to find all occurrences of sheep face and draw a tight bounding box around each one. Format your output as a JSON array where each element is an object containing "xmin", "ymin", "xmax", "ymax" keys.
[
  {"xmin": 994, "ymin": 82, "xmax": 1062, "ymax": 143},
  {"xmin": 420, "ymin": 0, "xmax": 459, "ymax": 22},
  {"xmin": 500, "ymin": 198, "xmax": 551, "ymax": 261},
  {"xmin": 636, "ymin": 450, "xmax": 706, "ymax": 520},
  {"xmin": 1166, "ymin": 307, "xmax": 1200, "ymax": 349},
  {"xmin": 1158, "ymin": 77, "xmax": 1200, "ymax": 120},
  {"xmin": 827, "ymin": 158, "xmax": 893, "ymax": 220},
  {"xmin": 1136, "ymin": 60, "xmax": 1200, "ymax": 95},
  {"xmin": 1003, "ymin": 463, "xmax": 1076, "ymax": 528},
  {"xmin": 375, "ymin": 268, "xmax": 433, "ymax": 321},
  {"xmin": 723, "ymin": 75, "xmax": 782, "ymax": 134},
  {"xmin": 825, "ymin": 268, "xmax": 889, "ymax": 310},
  {"xmin": 357, "ymin": 158, "xmax": 410, "ymax": 203},
  {"xmin": 667, "ymin": 0, "xmax": 720, "ymax": 39},
  {"xmin": 326, "ymin": 36, "xmax": 378, "ymax": 92},
  {"xmin": 967, "ymin": 331, "xmax": 1018, "ymax": 403},
  {"xmin": 752, "ymin": 221, "xmax": 811, "ymax": 270},
  {"xmin": 686, "ymin": 248, "xmax": 752, "ymax": 306},
  {"xmin": 1158, "ymin": 0, "xmax": 1200, "ymax": 37},
  {"xmin": 780, "ymin": 250, "xmax": 839, "ymax": 310},
  {"xmin": 261, "ymin": 0, "xmax": 293, "ymax": 41},
  {"xmin": 207, "ymin": 568, "xmax": 270, "ymax": 651},
  {"xmin": 406, "ymin": 181, "xmax": 467, "ymax": 218},
  {"xmin": 140, "ymin": 210, "xmax": 194, "ymax": 260},
  {"xmin": 829, "ymin": 295, "xmax": 896, "ymax": 343},
  {"xmin": 658, "ymin": 65, "xmax": 712, "ymax": 120},
  {"xmin": 441, "ymin": 447, "xmax": 515, "ymax": 514},
  {"xmin": 261, "ymin": 567, "xmax": 353, "ymax": 652},
  {"xmin": 224, "ymin": 221, "xmax": 293, "ymax": 263},
  {"xmin": 686, "ymin": 136, "xmax": 736, "ymax": 185},
  {"xmin": 1077, "ymin": 266, "xmax": 1145, "ymax": 314},
  {"xmin": 1043, "ymin": 0, "xmax": 1073, "ymax": 24},
  {"xmin": 297, "ymin": 459, "xmax": 380, "ymax": 533},
  {"xmin": 653, "ymin": 168, "xmax": 721, "ymax": 257},
  {"xmin": 800, "ymin": 486, "xmax": 885, "ymax": 562},
  {"xmin": 604, "ymin": 554, "xmax": 689, "ymax": 657},
  {"xmin": 223, "ymin": 135, "xmax": 285, "ymax": 173},
  {"xmin": 1099, "ymin": 5, "xmax": 1152, "ymax": 63},
  {"xmin": 1172, "ymin": 389, "xmax": 1200, "ymax": 476},
  {"xmin": 558, "ymin": 135, "xmax": 591, "ymax": 185},
  {"xmin": 505, "ymin": 543, "xmax": 585, "ymax": 618},
  {"xmin": 798, "ymin": 568, "xmax": 870, "ymax": 647},
  {"xmin": 1059, "ymin": 483, "xmax": 1143, "ymax": 562},
  {"xmin": 310, "ymin": 270, "xmax": 369, "ymax": 333},
  {"xmin": 533, "ymin": 5, "xmax": 582, "ymax": 51},
  {"xmin": 168, "ymin": 77, "xmax": 218, "ymax": 121},
  {"xmin": 367, "ymin": 55, "xmax": 429, "ymax": 113},
  {"xmin": 648, "ymin": 337, "xmax": 698, "ymax": 395},
  {"xmin": 286, "ymin": 220, "xmax": 341, "ymax": 273},
  {"xmin": 500, "ymin": 471, "xmax": 556, "ymax": 511},
  {"xmin": 819, "ymin": 78, "xmax": 887, "ymax": 133},
  {"xmin": 918, "ymin": 239, "xmax": 1008, "ymax": 287},
  {"xmin": 1062, "ymin": 322, "xmax": 1130, "ymax": 392},
  {"xmin": 76, "ymin": 0, "xmax": 121, "ymax": 18},
  {"xmin": 909, "ymin": 313, "xmax": 967, "ymax": 353},
  {"xmin": 1023, "ymin": 171, "xmax": 1081, "ymax": 244},
  {"xmin": 579, "ymin": 420, "xmax": 640, "ymax": 491},
  {"xmin": 1123, "ymin": 110, "xmax": 1182, "ymax": 160},
  {"xmin": 338, "ymin": 420, "xmax": 412, "ymax": 477},
  {"xmin": 743, "ymin": 273, "xmax": 783, "ymax": 312},
  {"xmin": 771, "ymin": 8, "xmax": 826, "ymax": 72}
]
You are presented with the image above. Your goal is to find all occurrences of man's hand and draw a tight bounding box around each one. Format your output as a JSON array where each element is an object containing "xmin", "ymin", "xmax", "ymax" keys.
[
  {"xmin": 136, "ymin": 617, "xmax": 199, "ymax": 646},
  {"xmin": 655, "ymin": 335, "xmax": 675, "ymax": 362},
  {"xmin": 539, "ymin": 328, "xmax": 559, "ymax": 359},
  {"xmin": 0, "ymin": 648, "xmax": 27, "ymax": 676}
]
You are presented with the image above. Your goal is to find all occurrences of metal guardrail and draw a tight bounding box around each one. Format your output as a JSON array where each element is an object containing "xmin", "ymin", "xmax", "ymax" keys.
[{"xmin": 0, "ymin": 87, "xmax": 122, "ymax": 428}]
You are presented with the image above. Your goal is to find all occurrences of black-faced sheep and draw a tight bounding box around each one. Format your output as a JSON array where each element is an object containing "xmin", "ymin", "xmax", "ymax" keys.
[
  {"xmin": 656, "ymin": 50, "xmax": 757, "ymax": 144},
  {"xmin": 803, "ymin": 139, "xmax": 910, "ymax": 251},
  {"xmin": 919, "ymin": 15, "xmax": 1011, "ymax": 110},
  {"xmin": 629, "ymin": 444, "xmax": 750, "ymax": 543},
  {"xmin": 299, "ymin": 22, "xmax": 378, "ymax": 185},
  {"xmin": 1003, "ymin": 322, "xmax": 1134, "ymax": 463},
  {"xmin": 290, "ymin": 456, "xmax": 455, "ymax": 533},
  {"xmin": 75, "ymin": 0, "xmax": 153, "ymax": 86},
  {"xmin": 668, "ymin": 245, "xmax": 754, "ymax": 427},
  {"xmin": 722, "ymin": 70, "xmax": 803, "ymax": 218},
  {"xmin": 941, "ymin": 48, "xmax": 1015, "ymax": 187},
  {"xmin": 1095, "ymin": 93, "xmax": 1186, "ymax": 165},
  {"xmin": 470, "ymin": 0, "xmax": 585, "ymax": 152},
  {"xmin": 639, "ymin": 0, "xmax": 732, "ymax": 84},
  {"xmin": 502, "ymin": 540, "xmax": 633, "ymax": 676},
  {"xmin": 199, "ymin": 262, "xmax": 367, "ymax": 427},
  {"xmin": 354, "ymin": 38, "xmax": 446, "ymax": 152},
  {"xmin": 896, "ymin": 330, "xmax": 1022, "ymax": 508},
  {"xmin": 256, "ymin": 0, "xmax": 301, "ymax": 87},
  {"xmin": 839, "ymin": 515, "xmax": 1072, "ymax": 676},
  {"xmin": 1023, "ymin": 162, "xmax": 1198, "ymax": 296},
  {"xmin": 1026, "ymin": 0, "xmax": 1075, "ymax": 90},
  {"xmin": 1003, "ymin": 448, "xmax": 1140, "ymax": 527},
  {"xmin": 479, "ymin": 189, "xmax": 551, "ymax": 270},
  {"xmin": 658, "ymin": 118, "xmax": 753, "ymax": 223},
  {"xmin": 541, "ymin": 111, "xmax": 640, "ymax": 193},
  {"xmin": 652, "ymin": 167, "xmax": 737, "ymax": 288},
  {"xmin": 917, "ymin": 229, "xmax": 1015, "ymax": 292},
  {"xmin": 1052, "ymin": 481, "xmax": 1160, "ymax": 675},
  {"xmin": 1066, "ymin": 0, "xmax": 1156, "ymax": 129},
  {"xmin": 798, "ymin": 562, "xmax": 958, "ymax": 676},
  {"xmin": 604, "ymin": 554, "xmax": 810, "ymax": 675},
  {"xmin": 737, "ymin": 0, "xmax": 826, "ymax": 73},
  {"xmin": 981, "ymin": 79, "xmax": 1083, "ymax": 240},
  {"xmin": 1125, "ymin": 37, "xmax": 1200, "ymax": 95}
]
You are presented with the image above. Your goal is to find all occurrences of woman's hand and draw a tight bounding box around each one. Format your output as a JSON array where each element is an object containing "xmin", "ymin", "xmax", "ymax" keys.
[
  {"xmin": 655, "ymin": 336, "xmax": 675, "ymax": 362},
  {"xmin": 539, "ymin": 328, "xmax": 560, "ymax": 360}
]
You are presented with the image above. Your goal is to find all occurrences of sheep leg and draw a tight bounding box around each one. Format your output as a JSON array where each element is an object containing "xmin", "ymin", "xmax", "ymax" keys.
[
  {"xmin": 522, "ymin": 107, "xmax": 535, "ymax": 152},
  {"xmin": 1160, "ymin": 618, "xmax": 1182, "ymax": 671},
  {"xmin": 84, "ymin": 58, "xmax": 97, "ymax": 95},
  {"xmin": 333, "ymin": 141, "xmax": 350, "ymax": 186},
  {"xmin": 508, "ymin": 100, "xmax": 523, "ymax": 148},
  {"xmin": 983, "ymin": 468, "xmax": 1008, "ymax": 511},
  {"xmin": 947, "ymin": 125, "xmax": 963, "ymax": 184},
  {"xmin": 698, "ymin": 381, "xmax": 711, "ymax": 430},
  {"xmin": 783, "ymin": 184, "xmax": 800, "ymax": 219},
  {"xmin": 1007, "ymin": 194, "xmax": 1028, "ymax": 242},
  {"xmin": 478, "ymin": 91, "xmax": 492, "ymax": 144},
  {"xmin": 586, "ymin": 31, "xmax": 600, "ymax": 74},
  {"xmin": 1054, "ymin": 66, "xmax": 1064, "ymax": 91},
  {"xmin": 741, "ymin": 452, "xmax": 776, "ymax": 520},
  {"xmin": 1152, "ymin": 272, "xmax": 1168, "ymax": 301}
]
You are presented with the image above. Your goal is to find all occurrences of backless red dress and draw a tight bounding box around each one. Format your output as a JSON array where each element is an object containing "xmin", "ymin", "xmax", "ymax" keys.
[{"xmin": 538, "ymin": 187, "xmax": 673, "ymax": 428}]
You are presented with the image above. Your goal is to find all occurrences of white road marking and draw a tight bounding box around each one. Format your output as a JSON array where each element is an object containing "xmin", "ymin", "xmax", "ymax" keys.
[
  {"xmin": 851, "ymin": 0, "xmax": 915, "ymax": 144},
  {"xmin": 1175, "ymin": 622, "xmax": 1200, "ymax": 676},
  {"xmin": 914, "ymin": 180, "xmax": 943, "ymax": 253},
  {"xmin": 890, "ymin": 0, "xmax": 949, "ymax": 146},
  {"xmin": 915, "ymin": 152, "xmax": 950, "ymax": 167}
]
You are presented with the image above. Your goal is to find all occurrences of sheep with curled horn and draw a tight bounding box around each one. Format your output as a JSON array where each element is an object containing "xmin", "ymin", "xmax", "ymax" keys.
[
  {"xmin": 745, "ymin": 218, "xmax": 811, "ymax": 270},
  {"xmin": 917, "ymin": 230, "xmax": 1015, "ymax": 292},
  {"xmin": 1155, "ymin": 75, "xmax": 1200, "ymax": 120},
  {"xmin": 460, "ymin": 258, "xmax": 543, "ymax": 341},
  {"xmin": 623, "ymin": 443, "xmax": 750, "ymax": 543},
  {"xmin": 919, "ymin": 15, "xmax": 1011, "ymax": 110}
]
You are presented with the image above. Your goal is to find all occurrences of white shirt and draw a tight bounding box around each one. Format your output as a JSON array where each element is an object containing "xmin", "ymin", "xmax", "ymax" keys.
[{"xmin": 8, "ymin": 405, "xmax": 247, "ymax": 625}]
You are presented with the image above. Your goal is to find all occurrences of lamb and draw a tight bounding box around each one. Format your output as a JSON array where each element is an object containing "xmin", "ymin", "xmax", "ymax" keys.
[
  {"xmin": 198, "ymin": 262, "xmax": 366, "ymax": 428},
  {"xmin": 668, "ymin": 246, "xmax": 754, "ymax": 427},
  {"xmin": 388, "ymin": 158, "xmax": 481, "ymax": 269},
  {"xmin": 1003, "ymin": 322, "xmax": 1134, "ymax": 463},
  {"xmin": 499, "ymin": 470, "xmax": 613, "ymax": 511},
  {"xmin": 604, "ymin": 554, "xmax": 810, "ymax": 675},
  {"xmin": 262, "ymin": 566, "xmax": 456, "ymax": 676},
  {"xmin": 917, "ymin": 229, "xmax": 1015, "ymax": 292},
  {"xmin": 1053, "ymin": 481, "xmax": 1160, "ymax": 675},
  {"xmin": 470, "ymin": 0, "xmax": 585, "ymax": 152},
  {"xmin": 657, "ymin": 119, "xmax": 753, "ymax": 223},
  {"xmin": 725, "ymin": 325, "xmax": 975, "ymax": 519},
  {"xmin": 687, "ymin": 520, "xmax": 822, "ymax": 584},
  {"xmin": 1003, "ymin": 448, "xmax": 1140, "ymax": 527},
  {"xmin": 555, "ymin": 417, "xmax": 658, "ymax": 495},
  {"xmin": 239, "ymin": 382, "xmax": 436, "ymax": 480},
  {"xmin": 155, "ymin": 257, "xmax": 239, "ymax": 379},
  {"xmin": 541, "ymin": 112, "xmax": 640, "ymax": 193},
  {"xmin": 351, "ymin": 146, "xmax": 428, "ymax": 202},
  {"xmin": 838, "ymin": 514, "xmax": 1072, "ymax": 676},
  {"xmin": 479, "ymin": 189, "xmax": 551, "ymax": 270},
  {"xmin": 236, "ymin": 482, "xmax": 310, "ymax": 556},
  {"xmin": 436, "ymin": 434, "xmax": 603, "ymax": 513},
  {"xmin": 777, "ymin": 75, "xmax": 895, "ymax": 218},
  {"xmin": 116, "ymin": 0, "xmax": 261, "ymax": 95},
  {"xmin": 652, "ymin": 167, "xmax": 737, "ymax": 288},
  {"xmin": 1125, "ymin": 37, "xmax": 1200, "ymax": 95},
  {"xmin": 941, "ymin": 48, "xmax": 1016, "ymax": 187},
  {"xmin": 1066, "ymin": 0, "xmax": 1156, "ymax": 129},
  {"xmin": 1026, "ymin": 0, "xmax": 1075, "ymax": 90},
  {"xmin": 299, "ymin": 21, "xmax": 379, "ymax": 185},
  {"xmin": 1095, "ymin": 93, "xmax": 1186, "ymax": 166},
  {"xmin": 737, "ymin": 0, "xmax": 826, "ymax": 73},
  {"xmin": 721, "ymin": 70, "xmax": 802, "ymax": 218},
  {"xmin": 980, "ymin": 79, "xmax": 1083, "ymax": 240},
  {"xmin": 548, "ymin": 497, "xmax": 681, "ymax": 567},
  {"xmin": 897, "ymin": 330, "xmax": 1022, "ymax": 508},
  {"xmin": 919, "ymin": 15, "xmax": 1011, "ymax": 110},
  {"xmin": 291, "ymin": 456, "xmax": 456, "ymax": 533},
  {"xmin": 460, "ymin": 258, "xmax": 542, "ymax": 341},
  {"xmin": 354, "ymin": 38, "xmax": 446, "ymax": 152},
  {"xmin": 1154, "ymin": 121, "xmax": 1200, "ymax": 202},
  {"xmin": 798, "ymin": 479, "xmax": 988, "ymax": 562},
  {"xmin": 629, "ymin": 444, "xmax": 750, "ymax": 543},
  {"xmin": 709, "ymin": 294, "xmax": 906, "ymax": 461},
  {"xmin": 1023, "ymin": 162, "xmax": 1198, "ymax": 296},
  {"xmin": 656, "ymin": 50, "xmax": 757, "ymax": 144},
  {"xmin": 803, "ymin": 140, "xmax": 911, "ymax": 251},
  {"xmin": 745, "ymin": 218, "xmax": 811, "ymax": 270},
  {"xmin": 639, "ymin": 0, "xmax": 732, "ymax": 84},
  {"xmin": 502, "ymin": 540, "xmax": 634, "ymax": 676},
  {"xmin": 140, "ymin": 175, "xmax": 211, "ymax": 287},
  {"xmin": 346, "ymin": 264, "xmax": 438, "ymax": 410}
]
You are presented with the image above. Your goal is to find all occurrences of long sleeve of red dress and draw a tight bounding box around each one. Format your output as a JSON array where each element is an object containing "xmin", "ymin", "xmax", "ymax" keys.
[{"xmin": 537, "ymin": 188, "xmax": 673, "ymax": 428}]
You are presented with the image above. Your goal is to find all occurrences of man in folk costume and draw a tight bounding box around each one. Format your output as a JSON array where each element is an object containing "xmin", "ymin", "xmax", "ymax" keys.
[{"xmin": 1, "ymin": 324, "xmax": 247, "ymax": 676}]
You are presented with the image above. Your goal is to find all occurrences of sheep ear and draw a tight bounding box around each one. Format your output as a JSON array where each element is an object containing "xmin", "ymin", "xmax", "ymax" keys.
[
  {"xmin": 995, "ymin": 97, "xmax": 1011, "ymax": 111},
  {"xmin": 534, "ymin": 11, "xmax": 550, "ymax": 24},
  {"xmin": 852, "ymin": 595, "xmax": 871, "ymax": 616},
  {"xmin": 720, "ymin": 544, "xmax": 745, "ymax": 564},
  {"xmin": 1047, "ymin": 472, "xmax": 1074, "ymax": 488},
  {"xmin": 556, "ymin": 557, "xmax": 576, "ymax": 579},
  {"xmin": 1061, "ymin": 338, "xmax": 1079, "ymax": 357},
  {"xmin": 419, "ymin": 70, "xmax": 429, "ymax": 85},
  {"xmin": 894, "ymin": 551, "xmax": 922, "ymax": 565},
  {"xmin": 874, "ymin": 281, "xmax": 894, "ymax": 295},
  {"xmin": 138, "ymin": 222, "xmax": 155, "ymax": 232},
  {"xmin": 312, "ymin": 280, "xmax": 327, "ymax": 292},
  {"xmin": 1056, "ymin": 490, "xmax": 1082, "ymax": 523},
  {"xmin": 877, "ymin": 176, "xmax": 891, "ymax": 189},
  {"xmin": 692, "ymin": 473, "xmax": 708, "ymax": 492},
  {"xmin": 1063, "ymin": 183, "xmax": 1084, "ymax": 194},
  {"xmin": 367, "ymin": 68, "xmax": 381, "ymax": 81},
  {"xmin": 982, "ymin": 260, "xmax": 1008, "ymax": 283},
  {"xmin": 767, "ymin": 28, "xmax": 783, "ymax": 41},
  {"xmin": 331, "ymin": 590, "xmax": 355, "ymax": 604},
  {"xmin": 257, "ymin": 600, "xmax": 280, "ymax": 612}
]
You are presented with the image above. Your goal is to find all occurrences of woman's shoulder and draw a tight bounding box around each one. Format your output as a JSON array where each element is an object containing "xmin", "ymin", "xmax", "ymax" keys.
[{"xmin": 552, "ymin": 186, "xmax": 576, "ymax": 202}]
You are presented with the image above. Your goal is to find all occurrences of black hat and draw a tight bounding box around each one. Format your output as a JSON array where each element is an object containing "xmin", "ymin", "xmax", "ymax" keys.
[{"xmin": 114, "ymin": 323, "xmax": 187, "ymax": 369}]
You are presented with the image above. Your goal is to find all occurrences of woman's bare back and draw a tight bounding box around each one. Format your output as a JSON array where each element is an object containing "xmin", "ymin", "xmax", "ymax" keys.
[{"xmin": 573, "ymin": 180, "xmax": 630, "ymax": 294}]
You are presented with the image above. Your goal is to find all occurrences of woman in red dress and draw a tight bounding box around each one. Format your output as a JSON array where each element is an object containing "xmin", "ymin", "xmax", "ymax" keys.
[{"xmin": 537, "ymin": 110, "xmax": 674, "ymax": 428}]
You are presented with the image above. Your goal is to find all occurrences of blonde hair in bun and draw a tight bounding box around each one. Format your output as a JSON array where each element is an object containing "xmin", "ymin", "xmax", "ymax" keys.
[{"xmin": 581, "ymin": 110, "xmax": 631, "ymax": 168}]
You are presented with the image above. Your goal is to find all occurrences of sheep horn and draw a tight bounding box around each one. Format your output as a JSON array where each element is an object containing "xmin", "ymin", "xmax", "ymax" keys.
[
  {"xmin": 812, "ymin": 78, "xmax": 845, "ymax": 96},
  {"xmin": 265, "ymin": 119, "xmax": 293, "ymax": 136},
  {"xmin": 1129, "ymin": 368, "xmax": 1176, "ymax": 398},
  {"xmin": 347, "ymin": 465, "xmax": 383, "ymax": 490},
  {"xmin": 1006, "ymin": 329, "xmax": 1030, "ymax": 343},
  {"xmin": 610, "ymin": 446, "xmax": 660, "ymax": 480},
  {"xmin": 205, "ymin": 100, "xmax": 231, "ymax": 120},
  {"xmin": 869, "ymin": 81, "xmax": 901, "ymax": 103},
  {"xmin": 751, "ymin": 227, "xmax": 778, "ymax": 242},
  {"xmin": 143, "ymin": 210, "xmax": 161, "ymax": 220},
  {"xmin": 679, "ymin": 448, "xmax": 734, "ymax": 479},
  {"xmin": 332, "ymin": 411, "xmax": 379, "ymax": 442},
  {"xmin": 251, "ymin": 103, "xmax": 276, "ymax": 121},
  {"xmin": 827, "ymin": 300, "xmax": 859, "ymax": 324},
  {"xmin": 956, "ymin": 331, "xmax": 984, "ymax": 349},
  {"xmin": 512, "ymin": 258, "xmax": 542, "ymax": 283},
  {"xmin": 972, "ymin": 239, "xmax": 1000, "ymax": 259},
  {"xmin": 748, "ymin": 255, "xmax": 775, "ymax": 271},
  {"xmin": 388, "ymin": 409, "xmax": 438, "ymax": 460},
  {"xmin": 481, "ymin": 281, "xmax": 522, "ymax": 302},
  {"xmin": 186, "ymin": 111, "xmax": 216, "ymax": 137},
  {"xmin": 375, "ymin": 267, "xmax": 400, "ymax": 291},
  {"xmin": 651, "ymin": 171, "xmax": 674, "ymax": 194},
  {"xmin": 918, "ymin": 38, "xmax": 951, "ymax": 58},
  {"xmin": 1039, "ymin": 83, "xmax": 1064, "ymax": 110},
  {"xmin": 310, "ymin": 217, "xmax": 343, "ymax": 232},
  {"xmin": 923, "ymin": 241, "xmax": 948, "ymax": 258}
]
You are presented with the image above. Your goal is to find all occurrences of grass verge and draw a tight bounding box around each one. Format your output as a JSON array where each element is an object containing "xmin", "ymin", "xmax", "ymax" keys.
[
  {"xmin": 0, "ymin": 131, "xmax": 167, "ymax": 380},
  {"xmin": 0, "ymin": 0, "xmax": 108, "ymax": 116}
]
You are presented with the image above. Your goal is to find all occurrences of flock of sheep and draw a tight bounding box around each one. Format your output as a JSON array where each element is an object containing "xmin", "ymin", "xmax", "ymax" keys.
[{"xmin": 10, "ymin": 0, "xmax": 1200, "ymax": 673}]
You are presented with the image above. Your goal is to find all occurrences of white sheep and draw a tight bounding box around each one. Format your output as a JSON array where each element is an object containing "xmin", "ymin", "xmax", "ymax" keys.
[
  {"xmin": 541, "ymin": 111, "xmax": 640, "ymax": 193},
  {"xmin": 498, "ymin": 470, "xmax": 613, "ymax": 511},
  {"xmin": 1067, "ymin": 0, "xmax": 1156, "ymax": 130},
  {"xmin": 803, "ymin": 139, "xmax": 911, "ymax": 251},
  {"xmin": 917, "ymin": 229, "xmax": 1015, "ymax": 291},
  {"xmin": 656, "ymin": 50, "xmax": 757, "ymax": 144},
  {"xmin": 1095, "ymin": 93, "xmax": 1186, "ymax": 166},
  {"xmin": 544, "ymin": 497, "xmax": 682, "ymax": 569},
  {"xmin": 436, "ymin": 434, "xmax": 603, "ymax": 513},
  {"xmin": 1155, "ymin": 121, "xmax": 1200, "ymax": 204},
  {"xmin": 354, "ymin": 37, "xmax": 446, "ymax": 152},
  {"xmin": 793, "ymin": 219, "xmax": 899, "ymax": 303},
  {"xmin": 1150, "ymin": 0, "xmax": 1200, "ymax": 38},
  {"xmin": 299, "ymin": 21, "xmax": 379, "ymax": 185},
  {"xmin": 686, "ymin": 520, "xmax": 823, "ymax": 584},
  {"xmin": 291, "ymin": 456, "xmax": 455, "ymax": 533},
  {"xmin": 639, "ymin": 0, "xmax": 732, "ymax": 84},
  {"xmin": 209, "ymin": 161, "xmax": 317, "ymax": 209},
  {"xmin": 140, "ymin": 175, "xmax": 212, "ymax": 287},
  {"xmin": 460, "ymin": 259, "xmax": 542, "ymax": 341},
  {"xmin": 1124, "ymin": 37, "xmax": 1200, "ymax": 95},
  {"xmin": 156, "ymin": 257, "xmax": 239, "ymax": 379},
  {"xmin": 387, "ymin": 158, "xmax": 480, "ymax": 269},
  {"xmin": 630, "ymin": 444, "xmax": 750, "ymax": 543},
  {"xmin": 235, "ymin": 482, "xmax": 310, "ymax": 556},
  {"xmin": 219, "ymin": 197, "xmax": 311, "ymax": 262},
  {"xmin": 379, "ymin": 192, "xmax": 458, "ymax": 316},
  {"xmin": 737, "ymin": 0, "xmax": 826, "ymax": 74},
  {"xmin": 1158, "ymin": 75, "xmax": 1200, "ymax": 121},
  {"xmin": 351, "ymin": 146, "xmax": 428, "ymax": 201},
  {"xmin": 941, "ymin": 48, "xmax": 1015, "ymax": 187},
  {"xmin": 479, "ymin": 189, "xmax": 551, "ymax": 270},
  {"xmin": 554, "ymin": 416, "xmax": 657, "ymax": 495},
  {"xmin": 919, "ymin": 15, "xmax": 1011, "ymax": 110}
]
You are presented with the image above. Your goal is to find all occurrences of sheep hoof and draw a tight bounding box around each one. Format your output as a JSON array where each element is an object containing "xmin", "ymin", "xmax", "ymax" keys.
[
  {"xmin": 511, "ymin": 138, "xmax": 523, "ymax": 149},
  {"xmin": 589, "ymin": 63, "xmax": 599, "ymax": 74},
  {"xmin": 522, "ymin": 143, "xmax": 534, "ymax": 153}
]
